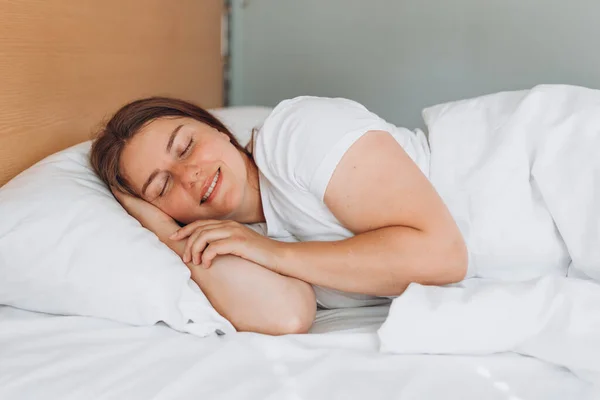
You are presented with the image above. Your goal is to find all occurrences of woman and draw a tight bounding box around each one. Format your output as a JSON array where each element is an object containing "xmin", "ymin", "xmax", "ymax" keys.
[{"xmin": 91, "ymin": 96, "xmax": 467, "ymax": 335}]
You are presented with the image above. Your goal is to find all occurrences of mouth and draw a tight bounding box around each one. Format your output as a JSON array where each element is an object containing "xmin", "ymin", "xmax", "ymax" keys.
[{"xmin": 200, "ymin": 168, "xmax": 221, "ymax": 205}]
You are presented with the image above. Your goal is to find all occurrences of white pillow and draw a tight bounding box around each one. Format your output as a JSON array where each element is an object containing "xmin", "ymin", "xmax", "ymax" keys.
[
  {"xmin": 0, "ymin": 105, "xmax": 272, "ymax": 336},
  {"xmin": 210, "ymin": 106, "xmax": 273, "ymax": 146}
]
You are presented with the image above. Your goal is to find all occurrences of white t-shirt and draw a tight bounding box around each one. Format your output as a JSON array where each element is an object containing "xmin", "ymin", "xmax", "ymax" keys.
[{"xmin": 252, "ymin": 96, "xmax": 431, "ymax": 309}]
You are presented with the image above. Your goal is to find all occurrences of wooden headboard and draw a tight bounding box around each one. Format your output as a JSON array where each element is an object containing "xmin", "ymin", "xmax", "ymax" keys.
[{"xmin": 0, "ymin": 0, "xmax": 224, "ymax": 186}]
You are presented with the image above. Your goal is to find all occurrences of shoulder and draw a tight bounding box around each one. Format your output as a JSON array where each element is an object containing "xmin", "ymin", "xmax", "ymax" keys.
[
  {"xmin": 254, "ymin": 96, "xmax": 381, "ymax": 152},
  {"xmin": 253, "ymin": 95, "xmax": 393, "ymax": 193},
  {"xmin": 265, "ymin": 96, "xmax": 372, "ymax": 125},
  {"xmin": 254, "ymin": 97, "xmax": 366, "ymax": 169}
]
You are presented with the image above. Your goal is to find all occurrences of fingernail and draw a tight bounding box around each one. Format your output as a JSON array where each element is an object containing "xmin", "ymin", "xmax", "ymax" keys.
[{"xmin": 169, "ymin": 231, "xmax": 178, "ymax": 239}]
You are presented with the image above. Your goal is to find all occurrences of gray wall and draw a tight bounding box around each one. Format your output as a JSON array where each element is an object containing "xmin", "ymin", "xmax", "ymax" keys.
[{"xmin": 229, "ymin": 0, "xmax": 600, "ymax": 129}]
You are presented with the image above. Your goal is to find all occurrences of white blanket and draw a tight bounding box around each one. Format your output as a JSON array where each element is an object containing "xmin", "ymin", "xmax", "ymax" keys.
[
  {"xmin": 380, "ymin": 85, "xmax": 600, "ymax": 387},
  {"xmin": 0, "ymin": 305, "xmax": 593, "ymax": 400},
  {"xmin": 426, "ymin": 84, "xmax": 600, "ymax": 280},
  {"xmin": 379, "ymin": 277, "xmax": 600, "ymax": 386}
]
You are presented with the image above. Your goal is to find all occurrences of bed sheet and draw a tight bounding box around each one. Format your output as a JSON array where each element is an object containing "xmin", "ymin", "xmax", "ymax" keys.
[{"xmin": 0, "ymin": 305, "xmax": 594, "ymax": 400}]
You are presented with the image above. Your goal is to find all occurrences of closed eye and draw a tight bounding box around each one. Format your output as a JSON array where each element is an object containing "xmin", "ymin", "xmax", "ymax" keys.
[
  {"xmin": 180, "ymin": 139, "xmax": 193, "ymax": 158},
  {"xmin": 159, "ymin": 176, "xmax": 170, "ymax": 198}
]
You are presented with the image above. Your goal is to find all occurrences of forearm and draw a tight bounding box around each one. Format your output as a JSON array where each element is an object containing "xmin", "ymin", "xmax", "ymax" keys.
[
  {"xmin": 276, "ymin": 226, "xmax": 467, "ymax": 297},
  {"xmin": 187, "ymin": 255, "xmax": 315, "ymax": 335},
  {"xmin": 147, "ymin": 219, "xmax": 316, "ymax": 335}
]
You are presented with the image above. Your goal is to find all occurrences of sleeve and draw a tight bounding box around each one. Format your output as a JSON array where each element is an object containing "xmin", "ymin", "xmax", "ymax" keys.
[{"xmin": 254, "ymin": 96, "xmax": 393, "ymax": 201}]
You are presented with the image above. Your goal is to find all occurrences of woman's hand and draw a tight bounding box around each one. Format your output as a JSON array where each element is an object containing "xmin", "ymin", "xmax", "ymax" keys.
[
  {"xmin": 111, "ymin": 188, "xmax": 174, "ymax": 230},
  {"xmin": 169, "ymin": 220, "xmax": 284, "ymax": 270}
]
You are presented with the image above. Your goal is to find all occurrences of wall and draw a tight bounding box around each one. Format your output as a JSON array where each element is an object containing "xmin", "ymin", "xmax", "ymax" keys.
[
  {"xmin": 229, "ymin": 0, "xmax": 600, "ymax": 129},
  {"xmin": 0, "ymin": 0, "xmax": 223, "ymax": 186}
]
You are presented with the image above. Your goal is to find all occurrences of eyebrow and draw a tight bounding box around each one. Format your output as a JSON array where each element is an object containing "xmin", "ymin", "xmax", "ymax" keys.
[
  {"xmin": 141, "ymin": 124, "xmax": 184, "ymax": 196},
  {"xmin": 141, "ymin": 169, "xmax": 160, "ymax": 196},
  {"xmin": 166, "ymin": 124, "xmax": 184, "ymax": 153}
]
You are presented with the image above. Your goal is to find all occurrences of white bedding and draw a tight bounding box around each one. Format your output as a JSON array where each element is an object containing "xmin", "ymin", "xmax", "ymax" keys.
[
  {"xmin": 0, "ymin": 305, "xmax": 594, "ymax": 400},
  {"xmin": 380, "ymin": 277, "xmax": 600, "ymax": 389},
  {"xmin": 378, "ymin": 85, "xmax": 600, "ymax": 395},
  {"xmin": 423, "ymin": 84, "xmax": 600, "ymax": 281},
  {"xmin": 3, "ymin": 90, "xmax": 600, "ymax": 399}
]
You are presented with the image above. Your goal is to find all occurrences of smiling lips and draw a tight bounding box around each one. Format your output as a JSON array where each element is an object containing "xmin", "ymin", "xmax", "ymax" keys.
[{"xmin": 200, "ymin": 168, "xmax": 220, "ymax": 204}]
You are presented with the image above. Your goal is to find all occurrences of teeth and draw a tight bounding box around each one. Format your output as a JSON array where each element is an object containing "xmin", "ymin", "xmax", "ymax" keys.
[{"xmin": 201, "ymin": 170, "xmax": 220, "ymax": 203}]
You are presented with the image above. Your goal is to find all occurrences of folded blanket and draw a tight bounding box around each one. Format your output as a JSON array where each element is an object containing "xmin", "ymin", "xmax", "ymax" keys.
[
  {"xmin": 380, "ymin": 85, "xmax": 600, "ymax": 387},
  {"xmin": 424, "ymin": 84, "xmax": 600, "ymax": 280},
  {"xmin": 379, "ymin": 277, "xmax": 600, "ymax": 387}
]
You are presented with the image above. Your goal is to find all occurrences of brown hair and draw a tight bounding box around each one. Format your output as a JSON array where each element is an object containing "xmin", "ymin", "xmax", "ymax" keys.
[{"xmin": 90, "ymin": 97, "xmax": 248, "ymax": 196}]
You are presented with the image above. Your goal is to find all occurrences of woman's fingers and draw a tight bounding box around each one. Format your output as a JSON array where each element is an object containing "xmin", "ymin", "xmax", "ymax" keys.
[
  {"xmin": 190, "ymin": 228, "xmax": 230, "ymax": 265},
  {"xmin": 182, "ymin": 229, "xmax": 203, "ymax": 263},
  {"xmin": 171, "ymin": 220, "xmax": 240, "ymax": 240},
  {"xmin": 110, "ymin": 186, "xmax": 123, "ymax": 199},
  {"xmin": 170, "ymin": 219, "xmax": 222, "ymax": 240},
  {"xmin": 184, "ymin": 227, "xmax": 233, "ymax": 265},
  {"xmin": 181, "ymin": 224, "xmax": 223, "ymax": 262},
  {"xmin": 111, "ymin": 186, "xmax": 134, "ymax": 206},
  {"xmin": 175, "ymin": 220, "xmax": 251, "ymax": 266},
  {"xmin": 201, "ymin": 239, "xmax": 238, "ymax": 268},
  {"xmin": 170, "ymin": 221, "xmax": 202, "ymax": 240}
]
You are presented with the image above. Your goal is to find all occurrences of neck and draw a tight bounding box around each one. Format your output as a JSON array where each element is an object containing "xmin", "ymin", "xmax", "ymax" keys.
[{"xmin": 236, "ymin": 153, "xmax": 265, "ymax": 224}]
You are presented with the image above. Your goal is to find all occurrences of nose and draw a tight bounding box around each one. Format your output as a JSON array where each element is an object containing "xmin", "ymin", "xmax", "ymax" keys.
[{"xmin": 177, "ymin": 164, "xmax": 201, "ymax": 189}]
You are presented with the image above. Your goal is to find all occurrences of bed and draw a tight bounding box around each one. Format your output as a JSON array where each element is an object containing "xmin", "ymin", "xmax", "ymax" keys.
[
  {"xmin": 0, "ymin": 304, "xmax": 590, "ymax": 400},
  {"xmin": 0, "ymin": 2, "xmax": 598, "ymax": 399}
]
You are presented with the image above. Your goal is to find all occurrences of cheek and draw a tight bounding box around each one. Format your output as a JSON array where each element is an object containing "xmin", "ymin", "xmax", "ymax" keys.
[
  {"xmin": 220, "ymin": 167, "xmax": 246, "ymax": 210},
  {"xmin": 192, "ymin": 139, "xmax": 225, "ymax": 164},
  {"xmin": 157, "ymin": 188, "xmax": 197, "ymax": 222},
  {"xmin": 224, "ymin": 147, "xmax": 247, "ymax": 180}
]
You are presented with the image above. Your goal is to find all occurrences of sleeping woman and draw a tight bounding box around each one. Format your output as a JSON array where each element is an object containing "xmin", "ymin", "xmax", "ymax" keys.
[{"xmin": 90, "ymin": 96, "xmax": 468, "ymax": 335}]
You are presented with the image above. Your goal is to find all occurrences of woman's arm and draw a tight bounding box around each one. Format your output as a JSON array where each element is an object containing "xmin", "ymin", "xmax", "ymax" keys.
[
  {"xmin": 275, "ymin": 130, "xmax": 467, "ymax": 296},
  {"xmin": 113, "ymin": 192, "xmax": 316, "ymax": 335},
  {"xmin": 160, "ymin": 222, "xmax": 316, "ymax": 335},
  {"xmin": 191, "ymin": 255, "xmax": 315, "ymax": 335}
]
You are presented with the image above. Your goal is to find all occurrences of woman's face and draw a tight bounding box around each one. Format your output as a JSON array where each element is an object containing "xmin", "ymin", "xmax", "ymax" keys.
[{"xmin": 119, "ymin": 117, "xmax": 249, "ymax": 224}]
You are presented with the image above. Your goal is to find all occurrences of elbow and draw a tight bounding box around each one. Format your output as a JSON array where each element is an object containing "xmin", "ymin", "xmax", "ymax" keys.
[
  {"xmin": 274, "ymin": 282, "xmax": 317, "ymax": 335},
  {"xmin": 438, "ymin": 234, "xmax": 468, "ymax": 284},
  {"xmin": 281, "ymin": 310, "xmax": 315, "ymax": 335},
  {"xmin": 409, "ymin": 231, "xmax": 467, "ymax": 288}
]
